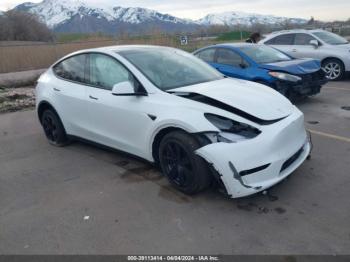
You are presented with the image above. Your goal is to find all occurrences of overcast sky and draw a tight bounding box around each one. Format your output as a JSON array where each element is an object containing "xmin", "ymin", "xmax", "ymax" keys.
[{"xmin": 1, "ymin": 0, "xmax": 349, "ymax": 21}]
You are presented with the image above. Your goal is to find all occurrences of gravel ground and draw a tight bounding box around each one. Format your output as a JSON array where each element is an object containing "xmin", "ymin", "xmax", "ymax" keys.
[
  {"xmin": 0, "ymin": 69, "xmax": 44, "ymax": 113},
  {"xmin": 0, "ymin": 86, "xmax": 35, "ymax": 113}
]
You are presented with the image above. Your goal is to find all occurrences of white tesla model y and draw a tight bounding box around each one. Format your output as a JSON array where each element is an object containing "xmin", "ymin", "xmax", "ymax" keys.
[{"xmin": 36, "ymin": 45, "xmax": 311, "ymax": 198}]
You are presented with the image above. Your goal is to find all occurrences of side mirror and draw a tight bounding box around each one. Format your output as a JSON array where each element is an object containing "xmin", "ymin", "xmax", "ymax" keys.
[
  {"xmin": 309, "ymin": 40, "xmax": 319, "ymax": 48},
  {"xmin": 111, "ymin": 81, "xmax": 147, "ymax": 96}
]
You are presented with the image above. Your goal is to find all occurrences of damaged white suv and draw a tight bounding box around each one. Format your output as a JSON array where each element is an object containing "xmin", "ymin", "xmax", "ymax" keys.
[{"xmin": 36, "ymin": 45, "xmax": 311, "ymax": 198}]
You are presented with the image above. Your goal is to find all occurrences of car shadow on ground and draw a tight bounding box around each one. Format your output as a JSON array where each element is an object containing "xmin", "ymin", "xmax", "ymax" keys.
[{"xmin": 67, "ymin": 138, "xmax": 296, "ymax": 214}]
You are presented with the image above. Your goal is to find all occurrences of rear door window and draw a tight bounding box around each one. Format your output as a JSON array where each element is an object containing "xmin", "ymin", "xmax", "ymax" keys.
[
  {"xmin": 266, "ymin": 34, "xmax": 295, "ymax": 45},
  {"xmin": 294, "ymin": 33, "xmax": 317, "ymax": 45},
  {"xmin": 53, "ymin": 54, "xmax": 88, "ymax": 84}
]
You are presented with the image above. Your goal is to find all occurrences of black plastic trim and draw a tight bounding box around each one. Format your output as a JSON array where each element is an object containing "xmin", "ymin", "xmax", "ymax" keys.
[
  {"xmin": 112, "ymin": 92, "xmax": 148, "ymax": 97},
  {"xmin": 280, "ymin": 147, "xmax": 304, "ymax": 172},
  {"xmin": 239, "ymin": 164, "xmax": 271, "ymax": 177}
]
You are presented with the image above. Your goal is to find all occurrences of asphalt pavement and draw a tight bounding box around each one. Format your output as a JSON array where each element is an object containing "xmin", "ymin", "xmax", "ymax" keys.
[{"xmin": 0, "ymin": 81, "xmax": 349, "ymax": 255}]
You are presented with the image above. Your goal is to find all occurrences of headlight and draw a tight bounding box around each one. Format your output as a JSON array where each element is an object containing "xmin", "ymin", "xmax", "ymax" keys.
[
  {"xmin": 269, "ymin": 71, "xmax": 301, "ymax": 82},
  {"xmin": 204, "ymin": 113, "xmax": 261, "ymax": 143}
]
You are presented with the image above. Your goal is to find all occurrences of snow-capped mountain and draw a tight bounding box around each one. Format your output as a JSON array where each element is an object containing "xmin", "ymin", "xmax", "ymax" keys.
[
  {"xmin": 14, "ymin": 0, "xmax": 197, "ymax": 33},
  {"xmin": 197, "ymin": 11, "xmax": 306, "ymax": 26},
  {"xmin": 15, "ymin": 0, "xmax": 192, "ymax": 28},
  {"xmin": 12, "ymin": 0, "xmax": 307, "ymax": 34}
]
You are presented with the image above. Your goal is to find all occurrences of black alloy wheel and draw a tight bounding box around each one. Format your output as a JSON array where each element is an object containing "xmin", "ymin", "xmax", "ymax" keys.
[
  {"xmin": 162, "ymin": 141, "xmax": 194, "ymax": 188},
  {"xmin": 41, "ymin": 110, "xmax": 68, "ymax": 146},
  {"xmin": 159, "ymin": 131, "xmax": 212, "ymax": 195}
]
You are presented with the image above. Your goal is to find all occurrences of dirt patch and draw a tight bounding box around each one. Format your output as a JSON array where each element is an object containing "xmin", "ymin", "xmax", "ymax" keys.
[
  {"xmin": 237, "ymin": 202, "xmax": 258, "ymax": 212},
  {"xmin": 0, "ymin": 86, "xmax": 35, "ymax": 113},
  {"xmin": 308, "ymin": 121, "xmax": 320, "ymax": 125},
  {"xmin": 119, "ymin": 164, "xmax": 162, "ymax": 183},
  {"xmin": 274, "ymin": 207, "xmax": 287, "ymax": 214},
  {"xmin": 158, "ymin": 185, "xmax": 191, "ymax": 204}
]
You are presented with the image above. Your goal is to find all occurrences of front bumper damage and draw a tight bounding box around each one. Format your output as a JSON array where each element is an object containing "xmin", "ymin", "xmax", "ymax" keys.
[
  {"xmin": 274, "ymin": 70, "xmax": 328, "ymax": 99},
  {"xmin": 196, "ymin": 108, "xmax": 311, "ymax": 198}
]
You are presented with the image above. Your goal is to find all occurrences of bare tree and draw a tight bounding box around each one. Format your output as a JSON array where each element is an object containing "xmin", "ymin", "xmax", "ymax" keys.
[
  {"xmin": 0, "ymin": 15, "xmax": 13, "ymax": 40},
  {"xmin": 0, "ymin": 10, "xmax": 52, "ymax": 41}
]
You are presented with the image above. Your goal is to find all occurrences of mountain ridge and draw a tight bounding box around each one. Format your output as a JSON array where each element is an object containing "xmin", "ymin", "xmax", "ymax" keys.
[
  {"xmin": 10, "ymin": 0, "xmax": 307, "ymax": 34},
  {"xmin": 198, "ymin": 11, "xmax": 307, "ymax": 26}
]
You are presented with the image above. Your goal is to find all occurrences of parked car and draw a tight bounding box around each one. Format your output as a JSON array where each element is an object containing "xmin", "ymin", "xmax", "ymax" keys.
[
  {"xmin": 193, "ymin": 43, "xmax": 327, "ymax": 100},
  {"xmin": 36, "ymin": 45, "xmax": 311, "ymax": 198},
  {"xmin": 260, "ymin": 29, "xmax": 350, "ymax": 80}
]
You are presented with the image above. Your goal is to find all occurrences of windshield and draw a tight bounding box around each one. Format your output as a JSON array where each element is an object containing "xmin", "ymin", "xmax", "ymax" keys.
[
  {"xmin": 118, "ymin": 48, "xmax": 223, "ymax": 91},
  {"xmin": 238, "ymin": 45, "xmax": 291, "ymax": 64},
  {"xmin": 312, "ymin": 31, "xmax": 349, "ymax": 45}
]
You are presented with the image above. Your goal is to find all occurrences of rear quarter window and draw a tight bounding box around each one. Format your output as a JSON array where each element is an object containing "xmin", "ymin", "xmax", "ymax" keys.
[{"xmin": 195, "ymin": 48, "xmax": 216, "ymax": 63}]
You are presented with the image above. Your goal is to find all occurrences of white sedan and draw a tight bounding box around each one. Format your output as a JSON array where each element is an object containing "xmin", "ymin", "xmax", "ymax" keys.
[{"xmin": 36, "ymin": 45, "xmax": 311, "ymax": 198}]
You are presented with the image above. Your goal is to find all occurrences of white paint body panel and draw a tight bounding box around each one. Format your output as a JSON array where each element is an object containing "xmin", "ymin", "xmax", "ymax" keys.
[
  {"xmin": 36, "ymin": 45, "xmax": 310, "ymax": 198},
  {"xmin": 171, "ymin": 78, "xmax": 294, "ymax": 121}
]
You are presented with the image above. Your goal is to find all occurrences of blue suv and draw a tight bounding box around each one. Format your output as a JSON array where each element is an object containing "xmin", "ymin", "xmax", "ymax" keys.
[{"xmin": 194, "ymin": 43, "xmax": 328, "ymax": 100}]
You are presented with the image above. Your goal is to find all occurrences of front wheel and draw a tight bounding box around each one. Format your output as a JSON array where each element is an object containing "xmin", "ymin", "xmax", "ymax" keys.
[
  {"xmin": 158, "ymin": 131, "xmax": 212, "ymax": 195},
  {"xmin": 322, "ymin": 59, "xmax": 344, "ymax": 81}
]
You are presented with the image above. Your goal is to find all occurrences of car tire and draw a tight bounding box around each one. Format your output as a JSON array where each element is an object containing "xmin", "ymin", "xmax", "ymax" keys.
[
  {"xmin": 158, "ymin": 130, "xmax": 212, "ymax": 195},
  {"xmin": 322, "ymin": 58, "xmax": 345, "ymax": 81},
  {"xmin": 41, "ymin": 109, "xmax": 69, "ymax": 146}
]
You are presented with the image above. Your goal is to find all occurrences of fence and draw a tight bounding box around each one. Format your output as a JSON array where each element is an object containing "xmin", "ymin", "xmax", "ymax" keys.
[{"xmin": 0, "ymin": 35, "xmax": 221, "ymax": 74}]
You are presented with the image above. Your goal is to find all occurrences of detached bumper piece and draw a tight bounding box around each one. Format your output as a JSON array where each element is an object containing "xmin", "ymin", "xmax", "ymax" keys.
[{"xmin": 275, "ymin": 69, "xmax": 328, "ymax": 100}]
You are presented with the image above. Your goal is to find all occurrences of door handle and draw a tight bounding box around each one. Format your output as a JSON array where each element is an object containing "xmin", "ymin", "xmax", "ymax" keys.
[
  {"xmin": 89, "ymin": 95, "xmax": 98, "ymax": 100},
  {"xmin": 292, "ymin": 49, "xmax": 297, "ymax": 52},
  {"xmin": 53, "ymin": 88, "xmax": 61, "ymax": 92}
]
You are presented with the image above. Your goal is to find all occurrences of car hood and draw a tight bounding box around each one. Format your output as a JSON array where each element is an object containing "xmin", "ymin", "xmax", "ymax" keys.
[
  {"xmin": 259, "ymin": 58, "xmax": 321, "ymax": 75},
  {"xmin": 169, "ymin": 78, "xmax": 293, "ymax": 122}
]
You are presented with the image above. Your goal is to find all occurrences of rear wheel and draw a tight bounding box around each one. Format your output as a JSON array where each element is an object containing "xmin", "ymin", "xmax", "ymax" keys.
[
  {"xmin": 322, "ymin": 59, "xmax": 344, "ymax": 81},
  {"xmin": 41, "ymin": 109, "xmax": 68, "ymax": 146},
  {"xmin": 158, "ymin": 131, "xmax": 212, "ymax": 195}
]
